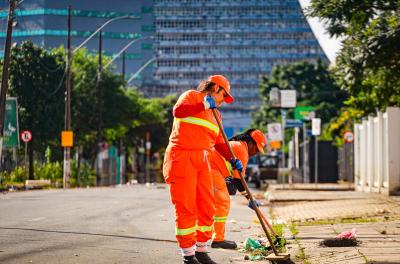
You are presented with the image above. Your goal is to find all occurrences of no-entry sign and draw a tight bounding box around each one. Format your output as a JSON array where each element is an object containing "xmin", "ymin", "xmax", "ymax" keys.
[
  {"xmin": 20, "ymin": 130, "xmax": 32, "ymax": 143},
  {"xmin": 343, "ymin": 130, "xmax": 354, "ymax": 143}
]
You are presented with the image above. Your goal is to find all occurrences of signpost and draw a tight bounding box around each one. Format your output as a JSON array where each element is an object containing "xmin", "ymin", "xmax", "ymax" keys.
[
  {"xmin": 21, "ymin": 130, "xmax": 32, "ymax": 179},
  {"xmin": 280, "ymin": 90, "xmax": 297, "ymax": 108},
  {"xmin": 295, "ymin": 106, "xmax": 315, "ymax": 121},
  {"xmin": 3, "ymin": 98, "xmax": 19, "ymax": 148},
  {"xmin": 312, "ymin": 118, "xmax": 321, "ymax": 185}
]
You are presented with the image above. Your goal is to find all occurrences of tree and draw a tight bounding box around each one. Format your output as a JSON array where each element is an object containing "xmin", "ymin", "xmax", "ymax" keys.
[
  {"xmin": 308, "ymin": 0, "xmax": 400, "ymax": 113},
  {"xmin": 252, "ymin": 60, "xmax": 347, "ymax": 129},
  {"xmin": 8, "ymin": 42, "xmax": 65, "ymax": 178}
]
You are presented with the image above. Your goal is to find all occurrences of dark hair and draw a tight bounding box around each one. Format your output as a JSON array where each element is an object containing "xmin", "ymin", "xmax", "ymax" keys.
[
  {"xmin": 229, "ymin": 128, "xmax": 257, "ymax": 143},
  {"xmin": 197, "ymin": 80, "xmax": 224, "ymax": 93}
]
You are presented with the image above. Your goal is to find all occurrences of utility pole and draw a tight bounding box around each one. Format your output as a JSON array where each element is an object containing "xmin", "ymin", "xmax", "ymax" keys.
[
  {"xmin": 122, "ymin": 51, "xmax": 126, "ymax": 81},
  {"xmin": 63, "ymin": 5, "xmax": 72, "ymax": 189},
  {"xmin": 97, "ymin": 30, "xmax": 103, "ymax": 143},
  {"xmin": 0, "ymin": 0, "xmax": 16, "ymax": 166}
]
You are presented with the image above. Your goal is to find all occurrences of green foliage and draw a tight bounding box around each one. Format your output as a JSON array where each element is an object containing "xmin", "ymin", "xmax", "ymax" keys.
[
  {"xmin": 8, "ymin": 41, "xmax": 65, "ymax": 158},
  {"xmin": 71, "ymin": 162, "xmax": 96, "ymax": 187},
  {"xmin": 252, "ymin": 60, "xmax": 347, "ymax": 131},
  {"xmin": 309, "ymin": 0, "xmax": 400, "ymax": 114},
  {"xmin": 0, "ymin": 166, "xmax": 26, "ymax": 184},
  {"xmin": 34, "ymin": 161, "xmax": 63, "ymax": 183}
]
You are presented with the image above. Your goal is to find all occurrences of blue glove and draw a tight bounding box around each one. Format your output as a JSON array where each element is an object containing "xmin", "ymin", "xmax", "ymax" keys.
[
  {"xmin": 225, "ymin": 176, "xmax": 234, "ymax": 184},
  {"xmin": 204, "ymin": 95, "xmax": 216, "ymax": 109},
  {"xmin": 230, "ymin": 158, "xmax": 243, "ymax": 173},
  {"xmin": 248, "ymin": 199, "xmax": 260, "ymax": 210}
]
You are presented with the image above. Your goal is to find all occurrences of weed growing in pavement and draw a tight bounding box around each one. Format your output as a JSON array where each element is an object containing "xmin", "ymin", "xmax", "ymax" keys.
[
  {"xmin": 299, "ymin": 216, "xmax": 378, "ymax": 226},
  {"xmin": 289, "ymin": 222, "xmax": 299, "ymax": 236},
  {"xmin": 288, "ymin": 221, "xmax": 311, "ymax": 264}
]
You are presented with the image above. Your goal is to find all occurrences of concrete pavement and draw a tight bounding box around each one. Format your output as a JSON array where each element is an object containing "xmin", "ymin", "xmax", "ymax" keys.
[
  {"xmin": 268, "ymin": 184, "xmax": 400, "ymax": 264},
  {"xmin": 1, "ymin": 183, "xmax": 400, "ymax": 264}
]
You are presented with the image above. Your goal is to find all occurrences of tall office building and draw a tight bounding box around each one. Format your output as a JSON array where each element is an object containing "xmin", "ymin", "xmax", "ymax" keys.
[
  {"xmin": 0, "ymin": 0, "xmax": 155, "ymax": 85},
  {"xmin": 151, "ymin": 0, "xmax": 327, "ymax": 134},
  {"xmin": 1, "ymin": 0, "xmax": 328, "ymax": 133}
]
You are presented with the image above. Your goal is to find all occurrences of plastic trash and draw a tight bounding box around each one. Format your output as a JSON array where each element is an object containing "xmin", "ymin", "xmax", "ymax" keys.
[
  {"xmin": 336, "ymin": 228, "xmax": 357, "ymax": 239},
  {"xmin": 245, "ymin": 237, "xmax": 264, "ymax": 250}
]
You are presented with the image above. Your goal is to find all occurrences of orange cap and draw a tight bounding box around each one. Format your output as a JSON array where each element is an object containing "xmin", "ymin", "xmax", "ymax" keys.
[
  {"xmin": 207, "ymin": 75, "xmax": 234, "ymax": 104},
  {"xmin": 250, "ymin": 130, "xmax": 267, "ymax": 154}
]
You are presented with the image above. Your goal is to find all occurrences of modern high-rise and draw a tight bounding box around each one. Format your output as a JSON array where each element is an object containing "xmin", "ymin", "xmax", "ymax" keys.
[
  {"xmin": 0, "ymin": 0, "xmax": 328, "ymax": 134},
  {"xmin": 150, "ymin": 0, "xmax": 327, "ymax": 134},
  {"xmin": 0, "ymin": 0, "xmax": 155, "ymax": 85}
]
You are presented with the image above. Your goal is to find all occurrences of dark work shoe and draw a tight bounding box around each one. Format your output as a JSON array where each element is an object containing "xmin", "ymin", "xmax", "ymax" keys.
[
  {"xmin": 195, "ymin": 252, "xmax": 218, "ymax": 264},
  {"xmin": 211, "ymin": 240, "xmax": 238, "ymax": 249},
  {"xmin": 183, "ymin": 255, "xmax": 201, "ymax": 264}
]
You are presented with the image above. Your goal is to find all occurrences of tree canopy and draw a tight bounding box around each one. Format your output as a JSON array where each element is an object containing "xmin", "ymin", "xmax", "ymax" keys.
[{"xmin": 252, "ymin": 60, "xmax": 347, "ymax": 129}]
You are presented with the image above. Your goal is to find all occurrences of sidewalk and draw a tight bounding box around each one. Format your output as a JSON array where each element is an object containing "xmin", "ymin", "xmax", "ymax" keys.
[{"xmin": 266, "ymin": 184, "xmax": 400, "ymax": 264}]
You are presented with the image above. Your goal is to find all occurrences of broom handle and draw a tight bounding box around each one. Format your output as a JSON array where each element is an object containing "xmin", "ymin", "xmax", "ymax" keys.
[{"xmin": 212, "ymin": 109, "xmax": 279, "ymax": 255}]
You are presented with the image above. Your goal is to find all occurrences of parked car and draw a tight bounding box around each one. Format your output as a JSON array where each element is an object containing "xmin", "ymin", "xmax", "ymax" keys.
[{"xmin": 245, "ymin": 153, "xmax": 280, "ymax": 188}]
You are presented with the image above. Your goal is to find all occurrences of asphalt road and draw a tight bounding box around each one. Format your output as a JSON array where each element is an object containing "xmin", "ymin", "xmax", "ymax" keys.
[{"xmin": 0, "ymin": 185, "xmax": 259, "ymax": 264}]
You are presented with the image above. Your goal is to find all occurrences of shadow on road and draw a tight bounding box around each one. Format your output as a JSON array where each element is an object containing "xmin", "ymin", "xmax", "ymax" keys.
[{"xmin": 0, "ymin": 226, "xmax": 176, "ymax": 243}]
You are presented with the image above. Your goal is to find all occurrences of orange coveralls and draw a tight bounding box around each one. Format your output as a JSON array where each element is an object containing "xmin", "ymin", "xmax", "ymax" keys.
[
  {"xmin": 209, "ymin": 141, "xmax": 249, "ymax": 242},
  {"xmin": 163, "ymin": 90, "xmax": 225, "ymax": 254}
]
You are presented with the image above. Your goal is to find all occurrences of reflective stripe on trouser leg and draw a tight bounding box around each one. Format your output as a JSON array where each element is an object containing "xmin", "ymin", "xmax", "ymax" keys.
[
  {"xmin": 196, "ymin": 241, "xmax": 208, "ymax": 252},
  {"xmin": 212, "ymin": 170, "xmax": 231, "ymax": 242},
  {"xmin": 196, "ymin": 154, "xmax": 215, "ymax": 244}
]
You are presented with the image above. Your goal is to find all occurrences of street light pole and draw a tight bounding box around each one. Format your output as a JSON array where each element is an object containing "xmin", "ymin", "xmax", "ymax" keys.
[
  {"xmin": 63, "ymin": 5, "xmax": 72, "ymax": 189},
  {"xmin": 97, "ymin": 30, "xmax": 103, "ymax": 143},
  {"xmin": 0, "ymin": 0, "xmax": 17, "ymax": 166},
  {"xmin": 62, "ymin": 14, "xmax": 136, "ymax": 188},
  {"xmin": 122, "ymin": 51, "xmax": 126, "ymax": 80}
]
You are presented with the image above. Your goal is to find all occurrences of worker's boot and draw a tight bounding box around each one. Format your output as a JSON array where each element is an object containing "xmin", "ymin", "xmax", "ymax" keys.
[
  {"xmin": 211, "ymin": 240, "xmax": 237, "ymax": 249},
  {"xmin": 195, "ymin": 252, "xmax": 218, "ymax": 264},
  {"xmin": 183, "ymin": 255, "xmax": 201, "ymax": 264}
]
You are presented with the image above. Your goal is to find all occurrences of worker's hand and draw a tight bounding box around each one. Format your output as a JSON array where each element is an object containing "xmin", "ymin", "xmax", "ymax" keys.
[
  {"xmin": 248, "ymin": 199, "xmax": 260, "ymax": 210},
  {"xmin": 230, "ymin": 158, "xmax": 243, "ymax": 173},
  {"xmin": 203, "ymin": 95, "xmax": 216, "ymax": 109},
  {"xmin": 225, "ymin": 176, "xmax": 234, "ymax": 184}
]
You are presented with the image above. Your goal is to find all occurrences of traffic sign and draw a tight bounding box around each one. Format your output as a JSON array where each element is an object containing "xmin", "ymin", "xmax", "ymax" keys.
[
  {"xmin": 312, "ymin": 118, "xmax": 321, "ymax": 136},
  {"xmin": 280, "ymin": 90, "xmax": 297, "ymax": 108},
  {"xmin": 295, "ymin": 106, "xmax": 315, "ymax": 121},
  {"xmin": 343, "ymin": 130, "xmax": 354, "ymax": 143},
  {"xmin": 21, "ymin": 130, "xmax": 32, "ymax": 143},
  {"xmin": 3, "ymin": 97, "xmax": 19, "ymax": 148},
  {"xmin": 267, "ymin": 123, "xmax": 282, "ymax": 141},
  {"xmin": 285, "ymin": 119, "xmax": 303, "ymax": 128},
  {"xmin": 61, "ymin": 131, "xmax": 74, "ymax": 147}
]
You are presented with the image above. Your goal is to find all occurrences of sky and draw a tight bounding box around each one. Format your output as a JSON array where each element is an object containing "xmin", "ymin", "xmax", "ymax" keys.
[{"xmin": 298, "ymin": 0, "xmax": 342, "ymax": 63}]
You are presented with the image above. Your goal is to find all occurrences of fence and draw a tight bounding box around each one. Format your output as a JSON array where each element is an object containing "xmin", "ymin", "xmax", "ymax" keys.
[
  {"xmin": 354, "ymin": 107, "xmax": 400, "ymax": 195},
  {"xmin": 338, "ymin": 142, "xmax": 354, "ymax": 182}
]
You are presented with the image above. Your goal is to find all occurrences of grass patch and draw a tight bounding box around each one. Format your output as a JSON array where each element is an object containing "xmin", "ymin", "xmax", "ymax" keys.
[
  {"xmin": 289, "ymin": 222, "xmax": 299, "ymax": 236},
  {"xmin": 299, "ymin": 217, "xmax": 378, "ymax": 226}
]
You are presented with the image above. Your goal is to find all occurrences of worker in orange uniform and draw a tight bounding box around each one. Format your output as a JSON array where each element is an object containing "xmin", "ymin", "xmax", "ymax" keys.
[
  {"xmin": 209, "ymin": 129, "xmax": 267, "ymax": 249},
  {"xmin": 163, "ymin": 75, "xmax": 242, "ymax": 264}
]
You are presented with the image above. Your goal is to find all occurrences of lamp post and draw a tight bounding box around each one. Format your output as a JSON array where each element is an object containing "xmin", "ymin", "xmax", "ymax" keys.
[{"xmin": 63, "ymin": 11, "xmax": 137, "ymax": 188}]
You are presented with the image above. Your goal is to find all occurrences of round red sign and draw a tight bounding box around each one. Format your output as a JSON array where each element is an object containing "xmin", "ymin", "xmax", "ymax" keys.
[
  {"xmin": 343, "ymin": 130, "xmax": 354, "ymax": 143},
  {"xmin": 21, "ymin": 130, "xmax": 32, "ymax": 143}
]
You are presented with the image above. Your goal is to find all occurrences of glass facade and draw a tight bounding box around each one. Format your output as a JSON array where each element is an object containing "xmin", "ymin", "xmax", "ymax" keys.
[
  {"xmin": 151, "ymin": 0, "xmax": 327, "ymax": 131},
  {"xmin": 0, "ymin": 0, "xmax": 154, "ymax": 87},
  {"xmin": 0, "ymin": 0, "xmax": 328, "ymax": 131}
]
